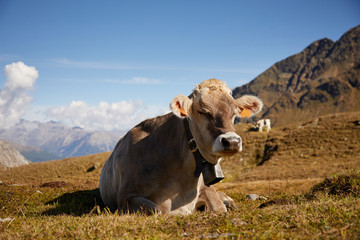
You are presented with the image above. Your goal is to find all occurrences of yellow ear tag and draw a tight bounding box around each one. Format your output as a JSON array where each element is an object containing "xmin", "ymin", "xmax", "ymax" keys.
[
  {"xmin": 179, "ymin": 107, "xmax": 187, "ymax": 116},
  {"xmin": 240, "ymin": 109, "xmax": 251, "ymax": 118}
]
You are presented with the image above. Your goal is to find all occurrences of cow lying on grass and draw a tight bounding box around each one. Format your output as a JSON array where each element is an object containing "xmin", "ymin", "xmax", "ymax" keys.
[{"xmin": 100, "ymin": 79, "xmax": 263, "ymax": 214}]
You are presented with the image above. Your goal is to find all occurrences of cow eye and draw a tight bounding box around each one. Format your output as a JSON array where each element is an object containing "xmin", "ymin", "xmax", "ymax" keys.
[
  {"xmin": 232, "ymin": 115, "xmax": 237, "ymax": 124},
  {"xmin": 198, "ymin": 110, "xmax": 208, "ymax": 117},
  {"xmin": 198, "ymin": 110, "xmax": 213, "ymax": 120}
]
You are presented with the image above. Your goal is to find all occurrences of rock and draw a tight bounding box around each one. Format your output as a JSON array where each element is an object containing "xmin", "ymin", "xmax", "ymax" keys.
[
  {"xmin": 0, "ymin": 218, "xmax": 13, "ymax": 223},
  {"xmin": 246, "ymin": 194, "xmax": 267, "ymax": 201},
  {"xmin": 87, "ymin": 162, "xmax": 100, "ymax": 172},
  {"xmin": 246, "ymin": 194, "xmax": 260, "ymax": 201}
]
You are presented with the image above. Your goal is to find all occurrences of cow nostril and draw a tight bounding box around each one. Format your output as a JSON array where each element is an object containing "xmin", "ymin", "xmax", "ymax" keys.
[
  {"xmin": 213, "ymin": 133, "xmax": 242, "ymax": 153},
  {"xmin": 220, "ymin": 137, "xmax": 230, "ymax": 148}
]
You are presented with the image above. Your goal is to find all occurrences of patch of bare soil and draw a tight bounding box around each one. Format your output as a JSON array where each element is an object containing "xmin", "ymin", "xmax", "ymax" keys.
[{"xmin": 40, "ymin": 181, "xmax": 71, "ymax": 188}]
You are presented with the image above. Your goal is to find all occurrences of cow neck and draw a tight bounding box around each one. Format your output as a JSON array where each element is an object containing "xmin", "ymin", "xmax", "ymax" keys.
[{"xmin": 183, "ymin": 118, "xmax": 206, "ymax": 178}]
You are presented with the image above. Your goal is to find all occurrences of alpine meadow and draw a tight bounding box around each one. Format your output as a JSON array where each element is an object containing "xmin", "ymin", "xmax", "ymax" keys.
[{"xmin": 1, "ymin": 19, "xmax": 360, "ymax": 240}]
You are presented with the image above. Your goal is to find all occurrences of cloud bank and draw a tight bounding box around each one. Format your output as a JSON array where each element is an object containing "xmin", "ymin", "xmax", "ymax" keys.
[
  {"xmin": 47, "ymin": 100, "xmax": 169, "ymax": 131},
  {"xmin": 0, "ymin": 62, "xmax": 168, "ymax": 131},
  {"xmin": 0, "ymin": 62, "xmax": 38, "ymax": 129}
]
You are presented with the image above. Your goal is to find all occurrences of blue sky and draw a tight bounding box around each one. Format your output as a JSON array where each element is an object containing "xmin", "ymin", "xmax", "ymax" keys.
[{"xmin": 0, "ymin": 0, "xmax": 359, "ymax": 131}]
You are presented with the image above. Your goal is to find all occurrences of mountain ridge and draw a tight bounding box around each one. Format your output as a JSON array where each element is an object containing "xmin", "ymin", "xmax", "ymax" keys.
[
  {"xmin": 5, "ymin": 141, "xmax": 60, "ymax": 163},
  {"xmin": 0, "ymin": 140, "xmax": 30, "ymax": 168},
  {"xmin": 233, "ymin": 25, "xmax": 360, "ymax": 126},
  {"xmin": 0, "ymin": 119, "xmax": 122, "ymax": 160}
]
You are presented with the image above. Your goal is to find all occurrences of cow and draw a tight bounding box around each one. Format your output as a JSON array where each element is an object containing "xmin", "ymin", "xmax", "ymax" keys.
[
  {"xmin": 255, "ymin": 119, "xmax": 271, "ymax": 132},
  {"xmin": 99, "ymin": 79, "xmax": 263, "ymax": 214}
]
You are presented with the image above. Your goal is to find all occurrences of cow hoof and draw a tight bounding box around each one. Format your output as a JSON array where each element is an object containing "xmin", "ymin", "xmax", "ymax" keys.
[{"xmin": 217, "ymin": 192, "xmax": 239, "ymax": 210}]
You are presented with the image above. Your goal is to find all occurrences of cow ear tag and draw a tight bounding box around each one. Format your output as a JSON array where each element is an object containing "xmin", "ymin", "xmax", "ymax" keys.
[
  {"xmin": 179, "ymin": 107, "xmax": 187, "ymax": 117},
  {"xmin": 240, "ymin": 109, "xmax": 251, "ymax": 118}
]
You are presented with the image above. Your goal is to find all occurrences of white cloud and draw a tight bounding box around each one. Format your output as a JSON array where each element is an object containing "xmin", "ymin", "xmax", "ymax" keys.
[
  {"xmin": 122, "ymin": 77, "xmax": 162, "ymax": 85},
  {"xmin": 46, "ymin": 100, "xmax": 169, "ymax": 131},
  {"xmin": 0, "ymin": 62, "xmax": 38, "ymax": 129}
]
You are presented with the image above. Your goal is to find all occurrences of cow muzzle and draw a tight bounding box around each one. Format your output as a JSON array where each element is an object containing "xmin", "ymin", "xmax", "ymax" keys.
[{"xmin": 212, "ymin": 132, "xmax": 242, "ymax": 154}]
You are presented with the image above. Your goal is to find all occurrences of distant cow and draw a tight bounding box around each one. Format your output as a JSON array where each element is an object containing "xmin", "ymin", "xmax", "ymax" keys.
[
  {"xmin": 99, "ymin": 79, "xmax": 263, "ymax": 214},
  {"xmin": 256, "ymin": 119, "xmax": 271, "ymax": 132}
]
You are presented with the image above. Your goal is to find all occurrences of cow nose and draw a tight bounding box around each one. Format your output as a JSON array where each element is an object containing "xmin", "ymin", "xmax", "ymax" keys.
[
  {"xmin": 213, "ymin": 132, "xmax": 242, "ymax": 154},
  {"xmin": 221, "ymin": 136, "xmax": 237, "ymax": 149},
  {"xmin": 220, "ymin": 134, "xmax": 241, "ymax": 151}
]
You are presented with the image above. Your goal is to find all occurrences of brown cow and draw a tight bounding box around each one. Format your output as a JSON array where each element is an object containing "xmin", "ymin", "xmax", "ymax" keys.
[{"xmin": 99, "ymin": 79, "xmax": 263, "ymax": 214}]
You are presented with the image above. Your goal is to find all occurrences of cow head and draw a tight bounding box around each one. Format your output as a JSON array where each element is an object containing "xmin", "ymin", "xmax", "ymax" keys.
[{"xmin": 170, "ymin": 79, "xmax": 263, "ymax": 165}]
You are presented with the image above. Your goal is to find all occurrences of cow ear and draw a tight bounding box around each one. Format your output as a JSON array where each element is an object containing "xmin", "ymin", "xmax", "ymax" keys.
[
  {"xmin": 236, "ymin": 95, "xmax": 263, "ymax": 118},
  {"xmin": 170, "ymin": 95, "xmax": 192, "ymax": 118}
]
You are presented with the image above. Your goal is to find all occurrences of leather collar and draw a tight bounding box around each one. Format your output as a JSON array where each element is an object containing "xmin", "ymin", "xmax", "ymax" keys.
[{"xmin": 183, "ymin": 118, "xmax": 205, "ymax": 178}]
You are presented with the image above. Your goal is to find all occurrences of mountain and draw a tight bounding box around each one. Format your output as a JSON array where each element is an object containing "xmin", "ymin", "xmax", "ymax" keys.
[
  {"xmin": 0, "ymin": 120, "xmax": 122, "ymax": 159},
  {"xmin": 8, "ymin": 141, "xmax": 60, "ymax": 163},
  {"xmin": 0, "ymin": 140, "xmax": 30, "ymax": 168},
  {"xmin": 233, "ymin": 25, "xmax": 360, "ymax": 126}
]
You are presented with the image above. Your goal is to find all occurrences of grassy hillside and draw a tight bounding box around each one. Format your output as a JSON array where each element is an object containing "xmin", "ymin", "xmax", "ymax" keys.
[
  {"xmin": 0, "ymin": 152, "xmax": 110, "ymax": 188},
  {"xmin": 0, "ymin": 112, "xmax": 359, "ymax": 239}
]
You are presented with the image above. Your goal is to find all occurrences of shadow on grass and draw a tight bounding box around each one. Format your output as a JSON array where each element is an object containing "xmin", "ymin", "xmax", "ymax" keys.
[{"xmin": 42, "ymin": 188, "xmax": 105, "ymax": 216}]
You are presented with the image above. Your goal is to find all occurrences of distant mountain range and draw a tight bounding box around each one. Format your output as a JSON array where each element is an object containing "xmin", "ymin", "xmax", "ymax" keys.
[
  {"xmin": 0, "ymin": 119, "xmax": 123, "ymax": 162},
  {"xmin": 233, "ymin": 25, "xmax": 360, "ymax": 126},
  {"xmin": 7, "ymin": 141, "xmax": 60, "ymax": 163}
]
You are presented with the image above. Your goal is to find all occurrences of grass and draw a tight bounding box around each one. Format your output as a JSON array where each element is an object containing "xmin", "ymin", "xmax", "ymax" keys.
[
  {"xmin": 1, "ymin": 111, "xmax": 360, "ymax": 239},
  {"xmin": 310, "ymin": 170, "xmax": 360, "ymax": 197},
  {"xmin": 1, "ymin": 176, "xmax": 359, "ymax": 239}
]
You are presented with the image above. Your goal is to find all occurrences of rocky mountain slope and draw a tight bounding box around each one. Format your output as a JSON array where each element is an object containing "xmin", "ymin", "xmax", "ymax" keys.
[
  {"xmin": 233, "ymin": 25, "xmax": 360, "ymax": 126},
  {"xmin": 0, "ymin": 140, "xmax": 30, "ymax": 167},
  {"xmin": 0, "ymin": 120, "xmax": 122, "ymax": 159}
]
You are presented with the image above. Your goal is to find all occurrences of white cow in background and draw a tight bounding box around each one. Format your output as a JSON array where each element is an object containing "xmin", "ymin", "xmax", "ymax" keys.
[{"xmin": 256, "ymin": 119, "xmax": 271, "ymax": 132}]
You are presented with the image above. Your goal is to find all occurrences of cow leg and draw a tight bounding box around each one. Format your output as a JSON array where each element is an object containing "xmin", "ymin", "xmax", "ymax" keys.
[
  {"xmin": 120, "ymin": 196, "xmax": 161, "ymax": 215},
  {"xmin": 267, "ymin": 124, "xmax": 271, "ymax": 132},
  {"xmin": 196, "ymin": 186, "xmax": 239, "ymax": 212},
  {"xmin": 196, "ymin": 186, "xmax": 227, "ymax": 213}
]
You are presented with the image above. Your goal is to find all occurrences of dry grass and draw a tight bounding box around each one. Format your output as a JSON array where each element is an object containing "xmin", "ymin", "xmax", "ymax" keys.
[
  {"xmin": 222, "ymin": 111, "xmax": 360, "ymax": 182},
  {"xmin": 1, "ymin": 179, "xmax": 359, "ymax": 239},
  {"xmin": 1, "ymin": 111, "xmax": 360, "ymax": 239},
  {"xmin": 0, "ymin": 152, "xmax": 110, "ymax": 188}
]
